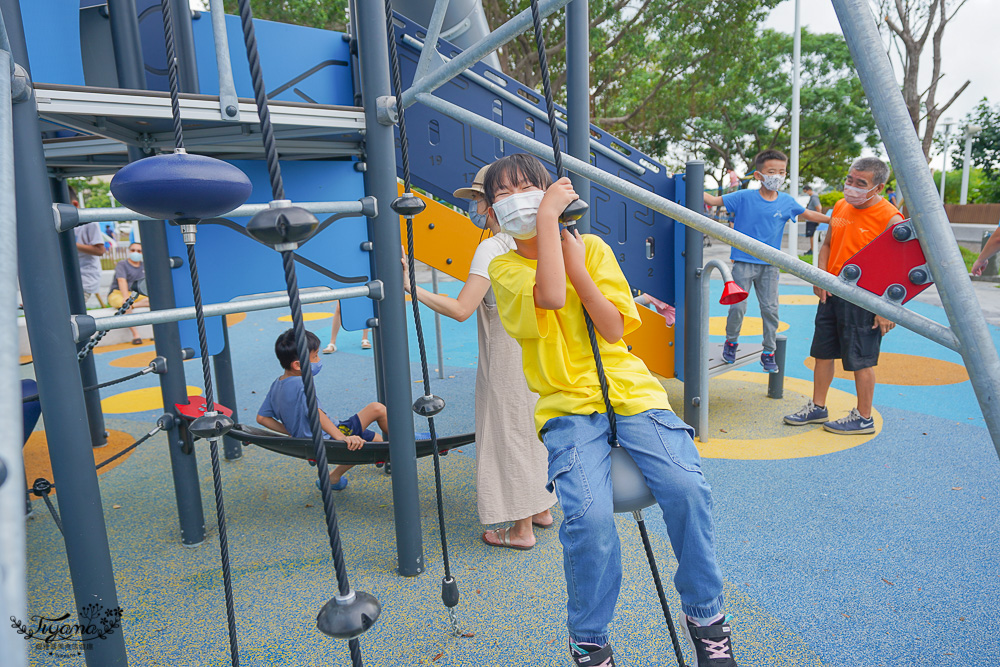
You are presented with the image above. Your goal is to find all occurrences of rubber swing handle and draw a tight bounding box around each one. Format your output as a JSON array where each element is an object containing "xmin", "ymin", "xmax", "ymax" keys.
[{"xmin": 560, "ymin": 198, "xmax": 589, "ymax": 227}]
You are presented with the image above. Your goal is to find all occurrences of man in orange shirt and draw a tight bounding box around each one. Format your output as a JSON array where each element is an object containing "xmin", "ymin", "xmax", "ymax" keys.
[{"xmin": 784, "ymin": 157, "xmax": 903, "ymax": 434}]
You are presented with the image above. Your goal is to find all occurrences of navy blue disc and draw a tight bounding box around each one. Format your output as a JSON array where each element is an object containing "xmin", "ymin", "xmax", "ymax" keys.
[{"xmin": 111, "ymin": 153, "xmax": 252, "ymax": 221}]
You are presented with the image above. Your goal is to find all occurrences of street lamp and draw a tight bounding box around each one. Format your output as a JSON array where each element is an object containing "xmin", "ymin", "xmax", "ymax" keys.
[
  {"xmin": 960, "ymin": 124, "xmax": 983, "ymax": 205},
  {"xmin": 939, "ymin": 118, "xmax": 954, "ymax": 202}
]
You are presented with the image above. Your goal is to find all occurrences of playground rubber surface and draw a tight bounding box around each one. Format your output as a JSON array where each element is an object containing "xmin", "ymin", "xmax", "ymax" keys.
[{"xmin": 22, "ymin": 278, "xmax": 1000, "ymax": 666}]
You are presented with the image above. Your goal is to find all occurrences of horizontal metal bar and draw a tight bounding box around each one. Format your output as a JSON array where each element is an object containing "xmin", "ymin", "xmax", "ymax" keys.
[
  {"xmin": 400, "ymin": 0, "xmax": 572, "ymax": 109},
  {"xmin": 401, "ymin": 33, "xmax": 643, "ymax": 176},
  {"xmin": 415, "ymin": 91, "xmax": 961, "ymax": 352},
  {"xmin": 74, "ymin": 283, "xmax": 380, "ymax": 340}
]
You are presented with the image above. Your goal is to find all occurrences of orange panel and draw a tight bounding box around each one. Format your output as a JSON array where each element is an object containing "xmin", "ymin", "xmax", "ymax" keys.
[{"xmin": 624, "ymin": 306, "xmax": 675, "ymax": 379}]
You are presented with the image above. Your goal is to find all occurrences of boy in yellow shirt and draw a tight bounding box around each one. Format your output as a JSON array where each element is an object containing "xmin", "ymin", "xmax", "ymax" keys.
[{"xmin": 486, "ymin": 154, "xmax": 737, "ymax": 667}]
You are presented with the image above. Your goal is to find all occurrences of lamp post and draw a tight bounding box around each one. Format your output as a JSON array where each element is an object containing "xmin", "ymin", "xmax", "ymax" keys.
[
  {"xmin": 960, "ymin": 124, "xmax": 982, "ymax": 205},
  {"xmin": 787, "ymin": 0, "xmax": 801, "ymax": 256},
  {"xmin": 939, "ymin": 118, "xmax": 954, "ymax": 202}
]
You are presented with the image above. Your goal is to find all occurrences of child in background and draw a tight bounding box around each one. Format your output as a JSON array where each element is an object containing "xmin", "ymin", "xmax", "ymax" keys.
[
  {"xmin": 257, "ymin": 328, "xmax": 388, "ymax": 490},
  {"xmin": 486, "ymin": 154, "xmax": 738, "ymax": 667}
]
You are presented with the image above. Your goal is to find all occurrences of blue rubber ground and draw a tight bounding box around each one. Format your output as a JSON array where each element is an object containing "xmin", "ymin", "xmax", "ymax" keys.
[{"xmin": 22, "ymin": 279, "xmax": 1000, "ymax": 666}]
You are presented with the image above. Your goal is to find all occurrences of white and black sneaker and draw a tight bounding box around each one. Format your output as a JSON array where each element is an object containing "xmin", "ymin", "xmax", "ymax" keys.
[
  {"xmin": 570, "ymin": 641, "xmax": 615, "ymax": 667},
  {"xmin": 683, "ymin": 615, "xmax": 738, "ymax": 666}
]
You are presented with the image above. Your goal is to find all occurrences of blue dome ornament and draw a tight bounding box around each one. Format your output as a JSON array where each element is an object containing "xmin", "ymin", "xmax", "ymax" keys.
[{"xmin": 111, "ymin": 151, "xmax": 252, "ymax": 221}]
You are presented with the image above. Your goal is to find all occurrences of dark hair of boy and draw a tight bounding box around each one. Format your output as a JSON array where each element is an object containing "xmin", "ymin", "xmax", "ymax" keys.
[
  {"xmin": 754, "ymin": 149, "xmax": 788, "ymax": 170},
  {"xmin": 483, "ymin": 153, "xmax": 553, "ymax": 206},
  {"xmin": 275, "ymin": 328, "xmax": 320, "ymax": 370}
]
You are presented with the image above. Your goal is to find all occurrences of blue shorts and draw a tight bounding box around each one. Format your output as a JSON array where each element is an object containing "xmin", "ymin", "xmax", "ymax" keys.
[{"xmin": 336, "ymin": 414, "xmax": 377, "ymax": 442}]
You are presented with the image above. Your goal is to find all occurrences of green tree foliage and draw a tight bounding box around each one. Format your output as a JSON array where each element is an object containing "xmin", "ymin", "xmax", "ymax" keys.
[
  {"xmin": 931, "ymin": 168, "xmax": 988, "ymax": 204},
  {"xmin": 68, "ymin": 178, "xmax": 111, "ymax": 208},
  {"xmin": 679, "ymin": 29, "xmax": 880, "ymax": 187},
  {"xmin": 963, "ymin": 98, "xmax": 1000, "ymax": 203},
  {"xmin": 221, "ymin": 0, "xmax": 349, "ymax": 32}
]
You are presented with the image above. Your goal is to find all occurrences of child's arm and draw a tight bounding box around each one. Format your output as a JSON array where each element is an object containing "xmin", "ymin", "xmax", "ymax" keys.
[
  {"xmin": 562, "ymin": 230, "xmax": 626, "ymax": 343},
  {"xmin": 256, "ymin": 415, "xmax": 289, "ymax": 435},
  {"xmin": 318, "ymin": 409, "xmax": 365, "ymax": 451},
  {"xmin": 402, "ymin": 251, "xmax": 490, "ymax": 321},
  {"xmin": 800, "ymin": 209, "xmax": 831, "ymax": 223},
  {"xmin": 703, "ymin": 191, "xmax": 723, "ymax": 207},
  {"xmin": 533, "ymin": 177, "xmax": 577, "ymax": 310}
]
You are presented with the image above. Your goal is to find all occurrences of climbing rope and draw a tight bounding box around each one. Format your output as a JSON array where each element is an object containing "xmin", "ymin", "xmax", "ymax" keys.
[
  {"xmin": 77, "ymin": 290, "xmax": 140, "ymax": 361},
  {"xmin": 383, "ymin": 0, "xmax": 464, "ymax": 636}
]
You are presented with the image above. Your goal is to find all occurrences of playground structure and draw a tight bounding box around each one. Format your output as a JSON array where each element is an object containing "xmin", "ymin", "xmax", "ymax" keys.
[{"xmin": 2, "ymin": 0, "xmax": 999, "ymax": 666}]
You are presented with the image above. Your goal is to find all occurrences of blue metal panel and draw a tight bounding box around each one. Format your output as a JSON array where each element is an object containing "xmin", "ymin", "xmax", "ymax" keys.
[
  {"xmin": 166, "ymin": 160, "xmax": 371, "ymax": 358},
  {"xmin": 19, "ymin": 0, "xmax": 87, "ymax": 85},
  {"xmin": 390, "ymin": 14, "xmax": 678, "ymax": 304}
]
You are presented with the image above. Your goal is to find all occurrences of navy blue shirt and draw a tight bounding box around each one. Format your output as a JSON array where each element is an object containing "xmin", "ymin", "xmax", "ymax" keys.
[{"xmin": 721, "ymin": 189, "xmax": 805, "ymax": 264}]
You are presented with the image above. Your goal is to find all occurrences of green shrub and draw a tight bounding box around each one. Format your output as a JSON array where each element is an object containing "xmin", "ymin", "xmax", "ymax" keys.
[{"xmin": 819, "ymin": 191, "xmax": 844, "ymax": 208}]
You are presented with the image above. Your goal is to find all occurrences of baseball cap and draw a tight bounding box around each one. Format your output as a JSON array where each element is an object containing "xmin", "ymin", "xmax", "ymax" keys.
[{"xmin": 452, "ymin": 164, "xmax": 490, "ymax": 200}]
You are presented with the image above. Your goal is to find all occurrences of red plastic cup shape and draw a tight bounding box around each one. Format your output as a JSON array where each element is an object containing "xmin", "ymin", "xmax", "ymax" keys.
[{"xmin": 720, "ymin": 280, "xmax": 748, "ymax": 305}]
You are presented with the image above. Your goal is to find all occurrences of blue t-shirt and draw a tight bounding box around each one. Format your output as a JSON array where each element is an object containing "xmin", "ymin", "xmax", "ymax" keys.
[
  {"xmin": 721, "ymin": 189, "xmax": 805, "ymax": 264},
  {"xmin": 258, "ymin": 376, "xmax": 320, "ymax": 439}
]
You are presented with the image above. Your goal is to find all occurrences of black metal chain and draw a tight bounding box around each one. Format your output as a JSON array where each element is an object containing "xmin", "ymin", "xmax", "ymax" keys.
[{"xmin": 77, "ymin": 291, "xmax": 140, "ymax": 361}]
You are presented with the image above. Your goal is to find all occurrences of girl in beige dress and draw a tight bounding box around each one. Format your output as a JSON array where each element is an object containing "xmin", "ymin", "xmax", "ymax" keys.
[{"xmin": 402, "ymin": 166, "xmax": 555, "ymax": 550}]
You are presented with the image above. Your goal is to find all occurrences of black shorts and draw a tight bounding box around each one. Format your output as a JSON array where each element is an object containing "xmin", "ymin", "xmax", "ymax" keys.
[
  {"xmin": 810, "ymin": 294, "xmax": 881, "ymax": 371},
  {"xmin": 805, "ymin": 221, "xmax": 819, "ymax": 237}
]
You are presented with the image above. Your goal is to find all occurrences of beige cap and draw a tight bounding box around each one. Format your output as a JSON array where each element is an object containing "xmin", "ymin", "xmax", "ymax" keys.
[{"xmin": 452, "ymin": 164, "xmax": 491, "ymax": 200}]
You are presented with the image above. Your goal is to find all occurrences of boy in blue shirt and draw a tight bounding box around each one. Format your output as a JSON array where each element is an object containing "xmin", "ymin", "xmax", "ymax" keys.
[
  {"xmin": 257, "ymin": 328, "xmax": 388, "ymax": 490},
  {"xmin": 704, "ymin": 149, "xmax": 830, "ymax": 372}
]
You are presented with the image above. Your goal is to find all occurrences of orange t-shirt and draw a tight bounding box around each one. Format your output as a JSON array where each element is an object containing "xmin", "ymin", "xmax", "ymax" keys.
[{"xmin": 825, "ymin": 197, "xmax": 901, "ymax": 277}]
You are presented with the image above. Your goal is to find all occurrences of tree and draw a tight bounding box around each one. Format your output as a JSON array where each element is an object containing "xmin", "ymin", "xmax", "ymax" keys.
[
  {"xmin": 677, "ymin": 29, "xmax": 881, "ymax": 188},
  {"xmin": 875, "ymin": 0, "xmax": 970, "ymax": 161},
  {"xmin": 221, "ymin": 0, "xmax": 348, "ymax": 32},
  {"xmin": 963, "ymin": 98, "xmax": 1000, "ymax": 203},
  {"xmin": 68, "ymin": 178, "xmax": 112, "ymax": 208}
]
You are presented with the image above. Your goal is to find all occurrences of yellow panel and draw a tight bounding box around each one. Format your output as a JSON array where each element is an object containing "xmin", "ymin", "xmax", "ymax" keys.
[
  {"xmin": 397, "ymin": 184, "xmax": 482, "ymax": 281},
  {"xmin": 624, "ymin": 306, "xmax": 675, "ymax": 378}
]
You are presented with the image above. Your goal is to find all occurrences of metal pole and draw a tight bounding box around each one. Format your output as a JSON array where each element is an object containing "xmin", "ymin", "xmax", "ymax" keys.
[
  {"xmin": 106, "ymin": 0, "xmax": 207, "ymax": 545},
  {"xmin": 52, "ymin": 178, "xmax": 108, "ymax": 448},
  {"xmin": 413, "ymin": 0, "xmax": 452, "ymax": 82},
  {"xmin": 768, "ymin": 335, "xmax": 787, "ymax": 399},
  {"xmin": 787, "ymin": 0, "xmax": 801, "ymax": 256},
  {"xmin": 939, "ymin": 119, "xmax": 952, "ymax": 202},
  {"xmin": 832, "ymin": 0, "xmax": 1000, "ymax": 454},
  {"xmin": 207, "ymin": 0, "xmax": 240, "ymax": 121},
  {"xmin": 566, "ymin": 0, "xmax": 590, "ymax": 232},
  {"xmin": 431, "ymin": 268, "xmax": 444, "ymax": 379},
  {"xmin": 959, "ymin": 126, "xmax": 980, "ymax": 205},
  {"xmin": 698, "ymin": 259, "xmax": 739, "ymax": 442},
  {"xmin": 683, "ymin": 160, "xmax": 705, "ymax": 433},
  {"xmin": 356, "ymin": 0, "xmax": 424, "ymax": 576},
  {"xmin": 213, "ymin": 320, "xmax": 243, "ymax": 459},
  {"xmin": 168, "ymin": 0, "xmax": 200, "ymax": 93},
  {"xmin": 0, "ymin": 44, "xmax": 27, "ymax": 667},
  {"xmin": 0, "ymin": 2, "xmax": 128, "ymax": 663}
]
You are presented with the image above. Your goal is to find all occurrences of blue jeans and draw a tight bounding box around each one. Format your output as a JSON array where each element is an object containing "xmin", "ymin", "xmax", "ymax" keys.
[{"xmin": 540, "ymin": 409, "xmax": 725, "ymax": 645}]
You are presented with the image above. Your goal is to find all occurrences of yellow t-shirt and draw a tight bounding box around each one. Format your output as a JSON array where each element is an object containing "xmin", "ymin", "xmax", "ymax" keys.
[{"xmin": 489, "ymin": 234, "xmax": 671, "ymax": 437}]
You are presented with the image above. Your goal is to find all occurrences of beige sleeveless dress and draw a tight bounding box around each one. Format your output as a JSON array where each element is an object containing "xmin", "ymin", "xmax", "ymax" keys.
[{"xmin": 470, "ymin": 235, "xmax": 555, "ymax": 524}]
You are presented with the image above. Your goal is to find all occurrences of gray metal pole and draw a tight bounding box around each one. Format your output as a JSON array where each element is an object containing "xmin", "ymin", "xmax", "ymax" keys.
[
  {"xmin": 768, "ymin": 335, "xmax": 787, "ymax": 399},
  {"xmin": 683, "ymin": 161, "xmax": 705, "ymax": 432},
  {"xmin": 213, "ymin": 321, "xmax": 243, "ymax": 460},
  {"xmin": 565, "ymin": 0, "xmax": 590, "ymax": 233},
  {"xmin": 832, "ymin": 0, "xmax": 1000, "ymax": 454},
  {"xmin": 0, "ymin": 45, "xmax": 27, "ymax": 667},
  {"xmin": 0, "ymin": 2, "xmax": 128, "ymax": 664},
  {"xmin": 939, "ymin": 121, "xmax": 952, "ymax": 202},
  {"xmin": 106, "ymin": 0, "xmax": 207, "ymax": 545},
  {"xmin": 413, "ymin": 0, "xmax": 452, "ymax": 82},
  {"xmin": 356, "ymin": 0, "xmax": 424, "ymax": 576},
  {"xmin": 52, "ymin": 178, "xmax": 108, "ymax": 448},
  {"xmin": 959, "ymin": 131, "xmax": 976, "ymax": 205},
  {"xmin": 168, "ymin": 0, "xmax": 200, "ymax": 93},
  {"xmin": 207, "ymin": 0, "xmax": 239, "ymax": 121}
]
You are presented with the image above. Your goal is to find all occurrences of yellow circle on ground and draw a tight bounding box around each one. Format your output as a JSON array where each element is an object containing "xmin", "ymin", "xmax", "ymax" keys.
[
  {"xmin": 226, "ymin": 312, "xmax": 246, "ymax": 326},
  {"xmin": 709, "ymin": 316, "xmax": 790, "ymax": 337},
  {"xmin": 102, "ymin": 386, "xmax": 203, "ymax": 414},
  {"xmin": 804, "ymin": 352, "xmax": 968, "ymax": 386},
  {"xmin": 659, "ymin": 371, "xmax": 878, "ymax": 460},
  {"xmin": 779, "ymin": 294, "xmax": 820, "ymax": 305},
  {"xmin": 93, "ymin": 339, "xmax": 155, "ymax": 355},
  {"xmin": 110, "ymin": 350, "xmax": 157, "ymax": 368},
  {"xmin": 23, "ymin": 429, "xmax": 145, "ymax": 483},
  {"xmin": 278, "ymin": 312, "xmax": 332, "ymax": 322}
]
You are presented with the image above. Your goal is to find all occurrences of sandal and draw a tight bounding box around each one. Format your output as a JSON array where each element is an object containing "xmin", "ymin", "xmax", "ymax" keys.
[
  {"xmin": 481, "ymin": 526, "xmax": 533, "ymax": 551},
  {"xmin": 132, "ymin": 338, "xmax": 142, "ymax": 345},
  {"xmin": 322, "ymin": 343, "xmax": 336, "ymax": 354},
  {"xmin": 361, "ymin": 339, "xmax": 372, "ymax": 349},
  {"xmin": 532, "ymin": 518, "xmax": 555, "ymax": 529}
]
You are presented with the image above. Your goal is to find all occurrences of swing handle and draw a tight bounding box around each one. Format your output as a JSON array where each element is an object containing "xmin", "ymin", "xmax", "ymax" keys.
[{"xmin": 560, "ymin": 198, "xmax": 589, "ymax": 228}]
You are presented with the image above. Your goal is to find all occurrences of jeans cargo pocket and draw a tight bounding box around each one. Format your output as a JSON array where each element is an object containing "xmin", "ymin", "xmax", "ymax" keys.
[
  {"xmin": 648, "ymin": 410, "xmax": 703, "ymax": 474},
  {"xmin": 546, "ymin": 447, "xmax": 592, "ymax": 523}
]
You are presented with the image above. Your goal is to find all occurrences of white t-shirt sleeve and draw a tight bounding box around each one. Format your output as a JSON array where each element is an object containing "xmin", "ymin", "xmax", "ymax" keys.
[{"xmin": 468, "ymin": 235, "xmax": 515, "ymax": 280}]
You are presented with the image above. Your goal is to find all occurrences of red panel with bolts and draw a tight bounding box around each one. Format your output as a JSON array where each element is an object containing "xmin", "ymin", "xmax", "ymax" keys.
[
  {"xmin": 175, "ymin": 395, "xmax": 234, "ymax": 420},
  {"xmin": 838, "ymin": 220, "xmax": 933, "ymax": 305}
]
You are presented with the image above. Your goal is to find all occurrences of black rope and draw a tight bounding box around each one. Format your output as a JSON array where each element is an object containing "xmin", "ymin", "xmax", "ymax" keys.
[
  {"xmin": 96, "ymin": 426, "xmax": 162, "ymax": 470},
  {"xmin": 77, "ymin": 291, "xmax": 140, "ymax": 362},
  {"xmin": 384, "ymin": 0, "xmax": 455, "ymax": 589},
  {"xmin": 159, "ymin": 0, "xmax": 185, "ymax": 151},
  {"xmin": 636, "ymin": 515, "xmax": 689, "ymax": 666},
  {"xmin": 41, "ymin": 494, "xmax": 63, "ymax": 534},
  {"xmin": 22, "ymin": 366, "xmax": 151, "ymax": 404}
]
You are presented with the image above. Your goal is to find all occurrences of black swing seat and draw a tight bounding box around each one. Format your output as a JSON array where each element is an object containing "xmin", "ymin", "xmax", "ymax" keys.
[{"xmin": 228, "ymin": 424, "xmax": 475, "ymax": 465}]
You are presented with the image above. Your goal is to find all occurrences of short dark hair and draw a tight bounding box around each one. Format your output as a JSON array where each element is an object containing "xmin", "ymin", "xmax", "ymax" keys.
[
  {"xmin": 483, "ymin": 154, "xmax": 553, "ymax": 206},
  {"xmin": 274, "ymin": 328, "xmax": 319, "ymax": 370},
  {"xmin": 754, "ymin": 149, "xmax": 788, "ymax": 171},
  {"xmin": 803, "ymin": 184, "xmax": 814, "ymax": 192},
  {"xmin": 886, "ymin": 185, "xmax": 895, "ymax": 192}
]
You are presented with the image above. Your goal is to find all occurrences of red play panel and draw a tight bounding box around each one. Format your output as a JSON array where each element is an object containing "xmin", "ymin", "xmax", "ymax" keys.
[
  {"xmin": 175, "ymin": 395, "xmax": 233, "ymax": 420},
  {"xmin": 838, "ymin": 220, "xmax": 933, "ymax": 304}
]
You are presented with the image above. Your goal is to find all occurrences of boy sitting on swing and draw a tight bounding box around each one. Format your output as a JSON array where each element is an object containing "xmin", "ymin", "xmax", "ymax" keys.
[{"xmin": 485, "ymin": 154, "xmax": 738, "ymax": 667}]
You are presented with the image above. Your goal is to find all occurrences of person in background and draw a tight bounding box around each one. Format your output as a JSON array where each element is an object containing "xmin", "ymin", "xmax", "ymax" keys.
[
  {"xmin": 323, "ymin": 302, "xmax": 371, "ymax": 353},
  {"xmin": 108, "ymin": 241, "xmax": 149, "ymax": 344},
  {"xmin": 971, "ymin": 225, "xmax": 1000, "ymax": 276},
  {"xmin": 801, "ymin": 184, "xmax": 823, "ymax": 256},
  {"xmin": 885, "ymin": 185, "xmax": 900, "ymax": 209},
  {"xmin": 71, "ymin": 187, "xmax": 106, "ymax": 305}
]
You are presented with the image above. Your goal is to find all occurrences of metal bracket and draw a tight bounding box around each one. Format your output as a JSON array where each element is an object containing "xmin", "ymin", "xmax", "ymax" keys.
[
  {"xmin": 11, "ymin": 63, "xmax": 31, "ymax": 103},
  {"xmin": 376, "ymin": 96, "xmax": 399, "ymax": 126}
]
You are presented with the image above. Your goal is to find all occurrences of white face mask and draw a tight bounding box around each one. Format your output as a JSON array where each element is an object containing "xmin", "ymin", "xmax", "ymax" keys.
[
  {"xmin": 758, "ymin": 172, "xmax": 786, "ymax": 192},
  {"xmin": 491, "ymin": 190, "xmax": 545, "ymax": 240},
  {"xmin": 843, "ymin": 183, "xmax": 878, "ymax": 207}
]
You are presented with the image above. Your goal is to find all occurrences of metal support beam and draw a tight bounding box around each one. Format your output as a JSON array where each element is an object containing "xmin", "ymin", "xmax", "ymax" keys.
[
  {"xmin": 1, "ymin": 3, "xmax": 128, "ymax": 665},
  {"xmin": 565, "ymin": 0, "xmax": 590, "ymax": 232},
  {"xmin": 213, "ymin": 321, "xmax": 242, "ymax": 460},
  {"xmin": 357, "ymin": 0, "xmax": 424, "ymax": 576},
  {"xmin": 683, "ymin": 161, "xmax": 705, "ymax": 432},
  {"xmin": 832, "ymin": 0, "xmax": 1000, "ymax": 454}
]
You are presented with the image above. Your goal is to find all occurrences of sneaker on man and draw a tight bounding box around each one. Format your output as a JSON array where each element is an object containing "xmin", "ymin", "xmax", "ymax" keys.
[
  {"xmin": 783, "ymin": 400, "xmax": 828, "ymax": 426},
  {"xmin": 760, "ymin": 352, "xmax": 779, "ymax": 373},
  {"xmin": 722, "ymin": 341, "xmax": 738, "ymax": 364},
  {"xmin": 683, "ymin": 616, "xmax": 738, "ymax": 666},
  {"xmin": 569, "ymin": 641, "xmax": 615, "ymax": 667},
  {"xmin": 823, "ymin": 408, "xmax": 875, "ymax": 435}
]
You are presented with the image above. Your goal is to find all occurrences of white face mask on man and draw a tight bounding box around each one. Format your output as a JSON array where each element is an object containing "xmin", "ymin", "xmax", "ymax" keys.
[{"xmin": 491, "ymin": 190, "xmax": 545, "ymax": 240}]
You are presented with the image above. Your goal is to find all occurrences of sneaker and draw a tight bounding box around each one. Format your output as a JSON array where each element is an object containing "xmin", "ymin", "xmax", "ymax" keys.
[
  {"xmin": 760, "ymin": 352, "xmax": 779, "ymax": 373},
  {"xmin": 683, "ymin": 616, "xmax": 737, "ymax": 666},
  {"xmin": 322, "ymin": 343, "xmax": 336, "ymax": 354},
  {"xmin": 569, "ymin": 641, "xmax": 615, "ymax": 667},
  {"xmin": 721, "ymin": 341, "xmax": 738, "ymax": 364},
  {"xmin": 315, "ymin": 475, "xmax": 349, "ymax": 491},
  {"xmin": 783, "ymin": 400, "xmax": 828, "ymax": 426},
  {"xmin": 361, "ymin": 339, "xmax": 372, "ymax": 349},
  {"xmin": 823, "ymin": 408, "xmax": 875, "ymax": 435}
]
